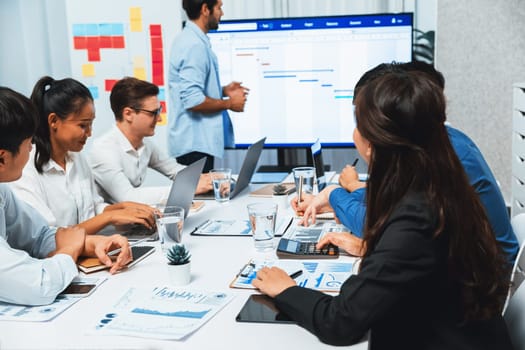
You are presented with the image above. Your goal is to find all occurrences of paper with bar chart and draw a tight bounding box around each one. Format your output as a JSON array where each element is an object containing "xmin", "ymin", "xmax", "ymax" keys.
[
  {"xmin": 92, "ymin": 287, "xmax": 233, "ymax": 340},
  {"xmin": 230, "ymin": 259, "xmax": 355, "ymax": 293}
]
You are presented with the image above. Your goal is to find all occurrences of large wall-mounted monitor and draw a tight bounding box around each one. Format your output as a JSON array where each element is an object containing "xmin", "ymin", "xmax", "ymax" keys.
[{"xmin": 209, "ymin": 13, "xmax": 413, "ymax": 148}]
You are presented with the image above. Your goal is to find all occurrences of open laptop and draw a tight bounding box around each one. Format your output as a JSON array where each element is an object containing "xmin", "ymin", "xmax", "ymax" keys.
[
  {"xmin": 103, "ymin": 157, "xmax": 206, "ymax": 240},
  {"xmin": 195, "ymin": 137, "xmax": 266, "ymax": 200},
  {"xmin": 311, "ymin": 138, "xmax": 336, "ymax": 191},
  {"xmin": 281, "ymin": 139, "xmax": 335, "ymax": 187}
]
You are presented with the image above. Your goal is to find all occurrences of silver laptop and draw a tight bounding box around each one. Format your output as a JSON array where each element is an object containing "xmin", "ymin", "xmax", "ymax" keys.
[
  {"xmin": 164, "ymin": 157, "xmax": 206, "ymax": 217},
  {"xmin": 195, "ymin": 137, "xmax": 266, "ymax": 200},
  {"xmin": 102, "ymin": 157, "xmax": 206, "ymax": 240}
]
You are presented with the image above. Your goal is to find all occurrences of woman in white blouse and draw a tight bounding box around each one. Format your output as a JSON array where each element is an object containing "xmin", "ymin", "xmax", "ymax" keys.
[{"xmin": 9, "ymin": 76, "xmax": 156, "ymax": 234}]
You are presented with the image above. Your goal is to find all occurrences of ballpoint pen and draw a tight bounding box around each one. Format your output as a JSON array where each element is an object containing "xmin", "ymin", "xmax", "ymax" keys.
[
  {"xmin": 289, "ymin": 270, "xmax": 303, "ymax": 279},
  {"xmin": 297, "ymin": 175, "xmax": 303, "ymax": 204},
  {"xmin": 107, "ymin": 237, "xmax": 149, "ymax": 256},
  {"xmin": 351, "ymin": 158, "xmax": 359, "ymax": 167}
]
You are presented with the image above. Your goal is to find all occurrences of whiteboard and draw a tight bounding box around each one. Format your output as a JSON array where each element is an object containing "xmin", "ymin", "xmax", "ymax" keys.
[{"xmin": 65, "ymin": 0, "xmax": 182, "ymax": 154}]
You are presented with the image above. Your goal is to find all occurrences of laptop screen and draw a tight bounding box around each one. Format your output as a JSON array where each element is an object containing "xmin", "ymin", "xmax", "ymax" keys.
[{"xmin": 311, "ymin": 139, "xmax": 326, "ymax": 191}]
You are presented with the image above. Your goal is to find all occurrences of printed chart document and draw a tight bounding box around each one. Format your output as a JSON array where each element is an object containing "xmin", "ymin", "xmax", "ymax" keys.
[
  {"xmin": 92, "ymin": 287, "xmax": 233, "ymax": 340},
  {"xmin": 0, "ymin": 296, "xmax": 80, "ymax": 322},
  {"xmin": 190, "ymin": 216, "xmax": 293, "ymax": 237},
  {"xmin": 230, "ymin": 259, "xmax": 355, "ymax": 293}
]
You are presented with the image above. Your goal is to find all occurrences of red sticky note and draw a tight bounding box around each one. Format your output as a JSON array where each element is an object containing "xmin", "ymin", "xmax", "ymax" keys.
[
  {"xmin": 151, "ymin": 48, "xmax": 163, "ymax": 63},
  {"xmin": 112, "ymin": 36, "xmax": 125, "ymax": 49},
  {"xmin": 105, "ymin": 79, "xmax": 118, "ymax": 91},
  {"xmin": 87, "ymin": 49, "xmax": 101, "ymax": 62},
  {"xmin": 73, "ymin": 37, "xmax": 87, "ymax": 50},
  {"xmin": 99, "ymin": 36, "xmax": 112, "ymax": 48},
  {"xmin": 150, "ymin": 24, "xmax": 162, "ymax": 36},
  {"xmin": 150, "ymin": 37, "xmax": 163, "ymax": 49},
  {"xmin": 87, "ymin": 36, "xmax": 100, "ymax": 49}
]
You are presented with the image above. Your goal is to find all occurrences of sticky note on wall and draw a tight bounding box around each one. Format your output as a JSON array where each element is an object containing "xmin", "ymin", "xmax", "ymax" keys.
[
  {"xmin": 130, "ymin": 7, "xmax": 142, "ymax": 32},
  {"xmin": 82, "ymin": 63, "xmax": 95, "ymax": 77},
  {"xmin": 134, "ymin": 67, "xmax": 147, "ymax": 80}
]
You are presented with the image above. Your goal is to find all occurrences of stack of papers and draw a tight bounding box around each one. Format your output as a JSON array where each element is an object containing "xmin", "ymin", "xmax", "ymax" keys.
[
  {"xmin": 0, "ymin": 296, "xmax": 79, "ymax": 322},
  {"xmin": 92, "ymin": 287, "xmax": 233, "ymax": 340}
]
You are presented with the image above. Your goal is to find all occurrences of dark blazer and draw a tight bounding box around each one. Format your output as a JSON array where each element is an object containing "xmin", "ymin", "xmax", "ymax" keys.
[{"xmin": 274, "ymin": 192, "xmax": 512, "ymax": 349}]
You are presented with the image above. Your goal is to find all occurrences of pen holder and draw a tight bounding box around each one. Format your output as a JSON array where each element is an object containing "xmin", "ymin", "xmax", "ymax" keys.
[
  {"xmin": 272, "ymin": 193, "xmax": 289, "ymax": 211},
  {"xmin": 167, "ymin": 261, "xmax": 191, "ymax": 286},
  {"xmin": 166, "ymin": 244, "xmax": 191, "ymax": 286}
]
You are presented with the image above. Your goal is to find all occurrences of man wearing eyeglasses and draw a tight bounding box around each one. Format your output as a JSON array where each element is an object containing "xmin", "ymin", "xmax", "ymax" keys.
[
  {"xmin": 89, "ymin": 77, "xmax": 212, "ymax": 205},
  {"xmin": 167, "ymin": 0, "xmax": 248, "ymax": 173}
]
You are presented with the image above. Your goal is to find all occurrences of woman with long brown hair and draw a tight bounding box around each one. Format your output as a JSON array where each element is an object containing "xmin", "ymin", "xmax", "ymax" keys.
[{"xmin": 253, "ymin": 70, "xmax": 512, "ymax": 349}]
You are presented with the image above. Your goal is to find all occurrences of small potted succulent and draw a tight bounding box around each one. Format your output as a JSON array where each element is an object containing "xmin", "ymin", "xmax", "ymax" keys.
[
  {"xmin": 272, "ymin": 183, "xmax": 288, "ymax": 196},
  {"xmin": 166, "ymin": 244, "xmax": 191, "ymax": 285},
  {"xmin": 272, "ymin": 183, "xmax": 289, "ymax": 209}
]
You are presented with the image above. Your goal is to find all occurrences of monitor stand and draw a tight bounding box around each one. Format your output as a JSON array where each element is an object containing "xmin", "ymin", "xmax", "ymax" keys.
[{"xmin": 257, "ymin": 148, "xmax": 329, "ymax": 173}]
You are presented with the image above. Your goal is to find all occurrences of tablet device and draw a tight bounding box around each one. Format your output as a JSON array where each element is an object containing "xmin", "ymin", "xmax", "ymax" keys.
[{"xmin": 236, "ymin": 294, "xmax": 295, "ymax": 324}]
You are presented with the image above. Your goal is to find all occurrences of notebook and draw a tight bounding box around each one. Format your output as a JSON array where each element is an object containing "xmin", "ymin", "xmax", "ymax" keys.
[
  {"xmin": 100, "ymin": 158, "xmax": 206, "ymax": 241},
  {"xmin": 195, "ymin": 137, "xmax": 266, "ymax": 200}
]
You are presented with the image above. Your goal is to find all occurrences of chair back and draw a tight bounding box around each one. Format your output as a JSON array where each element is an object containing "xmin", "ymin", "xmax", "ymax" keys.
[
  {"xmin": 512, "ymin": 243, "xmax": 525, "ymax": 295},
  {"xmin": 504, "ymin": 280, "xmax": 525, "ymax": 349},
  {"xmin": 511, "ymin": 213, "xmax": 525, "ymax": 246},
  {"xmin": 504, "ymin": 242, "xmax": 525, "ymax": 315}
]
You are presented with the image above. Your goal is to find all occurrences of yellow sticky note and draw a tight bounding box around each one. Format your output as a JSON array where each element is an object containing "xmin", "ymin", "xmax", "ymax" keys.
[
  {"xmin": 131, "ymin": 19, "xmax": 142, "ymax": 32},
  {"xmin": 157, "ymin": 113, "xmax": 167, "ymax": 126},
  {"xmin": 82, "ymin": 64, "xmax": 95, "ymax": 77},
  {"xmin": 130, "ymin": 7, "xmax": 142, "ymax": 20},
  {"xmin": 134, "ymin": 67, "xmax": 147, "ymax": 81},
  {"xmin": 130, "ymin": 8, "xmax": 142, "ymax": 32}
]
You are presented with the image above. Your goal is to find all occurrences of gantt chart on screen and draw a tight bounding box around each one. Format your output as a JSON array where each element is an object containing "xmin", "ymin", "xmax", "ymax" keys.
[{"xmin": 209, "ymin": 14, "xmax": 413, "ymax": 147}]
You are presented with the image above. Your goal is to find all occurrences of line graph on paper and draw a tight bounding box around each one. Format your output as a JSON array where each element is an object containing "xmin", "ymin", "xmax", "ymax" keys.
[{"xmin": 93, "ymin": 287, "xmax": 233, "ymax": 340}]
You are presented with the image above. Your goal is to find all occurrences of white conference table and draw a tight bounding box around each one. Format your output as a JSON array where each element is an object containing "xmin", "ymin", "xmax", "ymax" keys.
[{"xmin": 0, "ymin": 185, "xmax": 368, "ymax": 350}]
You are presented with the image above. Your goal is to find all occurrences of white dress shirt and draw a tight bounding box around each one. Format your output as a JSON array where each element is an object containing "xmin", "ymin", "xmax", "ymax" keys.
[
  {"xmin": 8, "ymin": 149, "xmax": 108, "ymax": 227},
  {"xmin": 89, "ymin": 126, "xmax": 186, "ymax": 205},
  {"xmin": 0, "ymin": 184, "xmax": 77, "ymax": 305}
]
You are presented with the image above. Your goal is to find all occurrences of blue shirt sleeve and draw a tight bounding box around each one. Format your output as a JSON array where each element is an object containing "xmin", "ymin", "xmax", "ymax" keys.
[
  {"xmin": 329, "ymin": 187, "xmax": 366, "ymax": 237},
  {"xmin": 0, "ymin": 185, "xmax": 77, "ymax": 305}
]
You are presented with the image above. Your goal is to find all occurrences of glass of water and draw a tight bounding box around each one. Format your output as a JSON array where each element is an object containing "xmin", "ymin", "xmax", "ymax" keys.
[
  {"xmin": 292, "ymin": 167, "xmax": 315, "ymax": 195},
  {"xmin": 156, "ymin": 206, "xmax": 184, "ymax": 251},
  {"xmin": 210, "ymin": 168, "xmax": 232, "ymax": 203},
  {"xmin": 247, "ymin": 203, "xmax": 278, "ymax": 252}
]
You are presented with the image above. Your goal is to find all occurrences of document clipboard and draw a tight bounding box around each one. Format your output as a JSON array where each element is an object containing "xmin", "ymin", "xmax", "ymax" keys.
[
  {"xmin": 230, "ymin": 258, "xmax": 354, "ymax": 293},
  {"xmin": 190, "ymin": 216, "xmax": 293, "ymax": 237}
]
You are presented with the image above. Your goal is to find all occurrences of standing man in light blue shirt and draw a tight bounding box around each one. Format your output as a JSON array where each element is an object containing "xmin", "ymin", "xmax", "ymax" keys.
[
  {"xmin": 168, "ymin": 0, "xmax": 248, "ymax": 172},
  {"xmin": 0, "ymin": 86, "xmax": 132, "ymax": 306}
]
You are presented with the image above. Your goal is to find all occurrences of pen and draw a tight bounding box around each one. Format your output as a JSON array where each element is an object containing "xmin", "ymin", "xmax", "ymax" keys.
[
  {"xmin": 289, "ymin": 270, "xmax": 303, "ymax": 279},
  {"xmin": 297, "ymin": 175, "xmax": 303, "ymax": 204},
  {"xmin": 351, "ymin": 158, "xmax": 359, "ymax": 167},
  {"xmin": 190, "ymin": 219, "xmax": 211, "ymax": 235},
  {"xmin": 107, "ymin": 237, "xmax": 149, "ymax": 257}
]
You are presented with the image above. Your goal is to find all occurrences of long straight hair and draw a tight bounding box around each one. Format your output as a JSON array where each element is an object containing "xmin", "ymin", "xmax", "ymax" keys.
[
  {"xmin": 355, "ymin": 71, "xmax": 508, "ymax": 320},
  {"xmin": 30, "ymin": 76, "xmax": 93, "ymax": 173}
]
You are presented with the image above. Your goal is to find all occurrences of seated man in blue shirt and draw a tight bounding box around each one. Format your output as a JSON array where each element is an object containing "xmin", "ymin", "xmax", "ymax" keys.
[
  {"xmin": 0, "ymin": 86, "xmax": 132, "ymax": 306},
  {"xmin": 294, "ymin": 61, "xmax": 519, "ymax": 265}
]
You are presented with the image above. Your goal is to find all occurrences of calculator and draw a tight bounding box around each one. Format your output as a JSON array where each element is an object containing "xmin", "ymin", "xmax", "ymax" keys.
[{"xmin": 276, "ymin": 239, "xmax": 339, "ymax": 259}]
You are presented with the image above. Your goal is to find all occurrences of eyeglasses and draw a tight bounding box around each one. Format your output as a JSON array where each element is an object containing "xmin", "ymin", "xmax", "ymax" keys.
[{"xmin": 132, "ymin": 106, "xmax": 162, "ymax": 117}]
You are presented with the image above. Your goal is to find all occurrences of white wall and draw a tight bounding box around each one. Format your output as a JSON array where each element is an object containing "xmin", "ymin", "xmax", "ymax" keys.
[{"xmin": 436, "ymin": 0, "xmax": 525, "ymax": 203}]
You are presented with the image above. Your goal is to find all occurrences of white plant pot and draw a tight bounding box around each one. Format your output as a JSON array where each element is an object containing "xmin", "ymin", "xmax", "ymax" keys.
[
  {"xmin": 272, "ymin": 194, "xmax": 289, "ymax": 211},
  {"xmin": 167, "ymin": 261, "xmax": 191, "ymax": 286}
]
